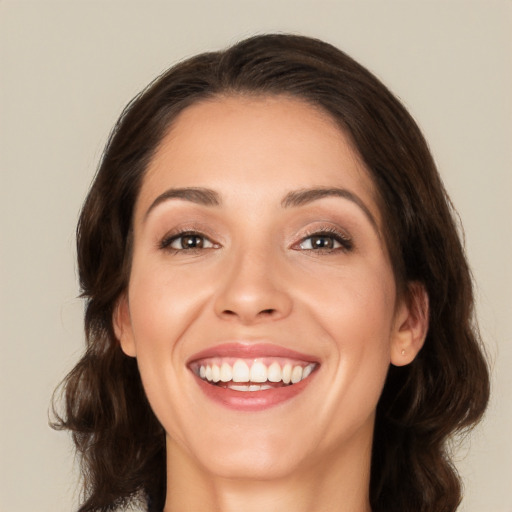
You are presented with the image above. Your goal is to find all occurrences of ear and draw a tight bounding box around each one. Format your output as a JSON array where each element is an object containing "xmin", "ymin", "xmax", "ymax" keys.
[
  {"xmin": 112, "ymin": 293, "xmax": 137, "ymax": 357},
  {"xmin": 390, "ymin": 282, "xmax": 429, "ymax": 367}
]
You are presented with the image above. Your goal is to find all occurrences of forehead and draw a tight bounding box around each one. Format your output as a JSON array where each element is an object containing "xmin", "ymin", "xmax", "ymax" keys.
[{"xmin": 137, "ymin": 95, "xmax": 380, "ymax": 222}]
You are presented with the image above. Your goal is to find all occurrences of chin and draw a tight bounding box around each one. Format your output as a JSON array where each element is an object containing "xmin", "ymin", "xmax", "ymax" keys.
[
  {"xmin": 168, "ymin": 425, "xmax": 314, "ymax": 482},
  {"xmin": 200, "ymin": 445, "xmax": 306, "ymax": 481}
]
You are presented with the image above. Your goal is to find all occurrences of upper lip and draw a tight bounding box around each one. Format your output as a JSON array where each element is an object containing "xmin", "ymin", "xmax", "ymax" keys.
[{"xmin": 187, "ymin": 342, "xmax": 320, "ymax": 365}]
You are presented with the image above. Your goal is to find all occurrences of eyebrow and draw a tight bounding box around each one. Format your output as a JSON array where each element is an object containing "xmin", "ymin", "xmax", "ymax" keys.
[
  {"xmin": 144, "ymin": 185, "xmax": 378, "ymax": 232},
  {"xmin": 281, "ymin": 187, "xmax": 379, "ymax": 232},
  {"xmin": 144, "ymin": 187, "xmax": 221, "ymax": 221}
]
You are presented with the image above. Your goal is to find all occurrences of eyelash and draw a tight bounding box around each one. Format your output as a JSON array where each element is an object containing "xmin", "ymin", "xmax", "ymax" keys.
[
  {"xmin": 294, "ymin": 226, "xmax": 353, "ymax": 253},
  {"xmin": 159, "ymin": 229, "xmax": 219, "ymax": 253},
  {"xmin": 158, "ymin": 226, "xmax": 353, "ymax": 254}
]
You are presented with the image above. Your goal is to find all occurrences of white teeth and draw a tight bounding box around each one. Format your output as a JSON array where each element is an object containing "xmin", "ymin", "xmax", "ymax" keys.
[
  {"xmin": 212, "ymin": 364, "xmax": 221, "ymax": 382},
  {"xmin": 230, "ymin": 384, "xmax": 251, "ymax": 391},
  {"xmin": 267, "ymin": 362, "xmax": 282, "ymax": 383},
  {"xmin": 282, "ymin": 363, "xmax": 292, "ymax": 384},
  {"xmin": 291, "ymin": 366, "xmax": 303, "ymax": 384},
  {"xmin": 196, "ymin": 359, "xmax": 317, "ymax": 388},
  {"xmin": 220, "ymin": 362, "xmax": 232, "ymax": 382},
  {"xmin": 250, "ymin": 361, "xmax": 268, "ymax": 383},
  {"xmin": 229, "ymin": 384, "xmax": 274, "ymax": 392},
  {"xmin": 302, "ymin": 364, "xmax": 313, "ymax": 379},
  {"xmin": 232, "ymin": 360, "xmax": 250, "ymax": 382}
]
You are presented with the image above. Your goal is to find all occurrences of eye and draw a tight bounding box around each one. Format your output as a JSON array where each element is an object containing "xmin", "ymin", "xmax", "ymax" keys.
[
  {"xmin": 160, "ymin": 231, "xmax": 218, "ymax": 251},
  {"xmin": 299, "ymin": 235, "xmax": 340, "ymax": 250},
  {"xmin": 295, "ymin": 229, "xmax": 353, "ymax": 252}
]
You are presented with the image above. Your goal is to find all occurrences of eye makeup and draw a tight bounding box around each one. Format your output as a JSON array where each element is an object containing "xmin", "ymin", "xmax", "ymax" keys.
[
  {"xmin": 159, "ymin": 230, "xmax": 219, "ymax": 253},
  {"xmin": 292, "ymin": 225, "xmax": 354, "ymax": 253}
]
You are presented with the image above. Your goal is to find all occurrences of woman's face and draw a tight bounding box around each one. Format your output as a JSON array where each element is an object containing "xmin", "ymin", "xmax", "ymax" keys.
[{"xmin": 115, "ymin": 95, "xmax": 418, "ymax": 480}]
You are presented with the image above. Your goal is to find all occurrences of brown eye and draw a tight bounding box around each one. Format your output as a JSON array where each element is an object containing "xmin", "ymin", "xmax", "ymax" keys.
[
  {"xmin": 299, "ymin": 234, "xmax": 341, "ymax": 250},
  {"xmin": 295, "ymin": 229, "xmax": 353, "ymax": 252},
  {"xmin": 160, "ymin": 231, "xmax": 217, "ymax": 251},
  {"xmin": 180, "ymin": 235, "xmax": 204, "ymax": 249},
  {"xmin": 307, "ymin": 235, "xmax": 336, "ymax": 249}
]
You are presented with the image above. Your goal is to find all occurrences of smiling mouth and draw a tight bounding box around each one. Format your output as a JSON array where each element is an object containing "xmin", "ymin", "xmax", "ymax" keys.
[{"xmin": 191, "ymin": 358, "xmax": 318, "ymax": 392}]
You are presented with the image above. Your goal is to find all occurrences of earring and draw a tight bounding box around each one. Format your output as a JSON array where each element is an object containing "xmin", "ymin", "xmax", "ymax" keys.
[{"xmin": 401, "ymin": 349, "xmax": 406, "ymax": 356}]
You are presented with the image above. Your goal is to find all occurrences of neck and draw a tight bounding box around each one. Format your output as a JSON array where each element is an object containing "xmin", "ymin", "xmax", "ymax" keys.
[{"xmin": 163, "ymin": 434, "xmax": 373, "ymax": 512}]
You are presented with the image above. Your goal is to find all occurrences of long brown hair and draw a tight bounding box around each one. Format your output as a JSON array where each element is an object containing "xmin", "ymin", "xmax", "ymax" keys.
[{"xmin": 52, "ymin": 34, "xmax": 489, "ymax": 512}]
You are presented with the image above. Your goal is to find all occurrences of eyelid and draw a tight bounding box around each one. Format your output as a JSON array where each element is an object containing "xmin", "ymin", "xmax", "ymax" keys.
[
  {"xmin": 158, "ymin": 225, "xmax": 222, "ymax": 252},
  {"xmin": 291, "ymin": 225, "xmax": 354, "ymax": 252},
  {"xmin": 167, "ymin": 233, "xmax": 215, "ymax": 250}
]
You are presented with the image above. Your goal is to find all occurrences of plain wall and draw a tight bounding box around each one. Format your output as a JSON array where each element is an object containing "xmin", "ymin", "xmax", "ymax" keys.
[{"xmin": 1, "ymin": 1, "xmax": 511, "ymax": 511}]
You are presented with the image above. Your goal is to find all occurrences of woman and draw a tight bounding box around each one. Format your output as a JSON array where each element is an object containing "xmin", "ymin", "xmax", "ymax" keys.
[{"xmin": 53, "ymin": 34, "xmax": 489, "ymax": 512}]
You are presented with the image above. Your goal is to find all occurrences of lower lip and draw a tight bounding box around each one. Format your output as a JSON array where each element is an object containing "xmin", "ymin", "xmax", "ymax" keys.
[{"xmin": 193, "ymin": 373, "xmax": 315, "ymax": 411}]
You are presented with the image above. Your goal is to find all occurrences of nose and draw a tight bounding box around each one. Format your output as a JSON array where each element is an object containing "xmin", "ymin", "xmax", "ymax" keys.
[{"xmin": 213, "ymin": 249, "xmax": 293, "ymax": 325}]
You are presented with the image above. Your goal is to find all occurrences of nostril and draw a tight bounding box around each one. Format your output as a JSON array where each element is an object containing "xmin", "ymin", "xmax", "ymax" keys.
[{"xmin": 221, "ymin": 308, "xmax": 276, "ymax": 318}]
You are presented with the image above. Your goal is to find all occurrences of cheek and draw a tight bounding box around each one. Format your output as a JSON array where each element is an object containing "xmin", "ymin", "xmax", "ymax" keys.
[
  {"xmin": 128, "ymin": 259, "xmax": 211, "ymax": 344},
  {"xmin": 124, "ymin": 253, "xmax": 223, "ymax": 405},
  {"xmin": 298, "ymin": 261, "xmax": 396, "ymax": 421},
  {"xmin": 125, "ymin": 267, "xmax": 203, "ymax": 440},
  {"xmin": 327, "ymin": 273, "xmax": 395, "ymax": 384},
  {"xmin": 300, "ymin": 255, "xmax": 397, "ymax": 343}
]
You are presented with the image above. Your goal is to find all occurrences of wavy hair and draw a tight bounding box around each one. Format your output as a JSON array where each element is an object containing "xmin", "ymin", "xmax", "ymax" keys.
[{"xmin": 52, "ymin": 34, "xmax": 489, "ymax": 512}]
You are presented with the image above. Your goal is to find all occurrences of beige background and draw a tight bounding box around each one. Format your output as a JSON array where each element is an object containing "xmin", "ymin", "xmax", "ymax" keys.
[{"xmin": 1, "ymin": 1, "xmax": 511, "ymax": 511}]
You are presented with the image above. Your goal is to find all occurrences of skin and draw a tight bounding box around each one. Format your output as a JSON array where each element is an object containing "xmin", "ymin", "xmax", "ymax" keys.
[{"xmin": 114, "ymin": 95, "xmax": 428, "ymax": 512}]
